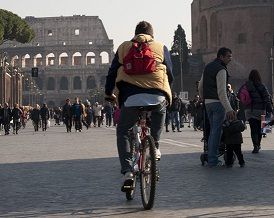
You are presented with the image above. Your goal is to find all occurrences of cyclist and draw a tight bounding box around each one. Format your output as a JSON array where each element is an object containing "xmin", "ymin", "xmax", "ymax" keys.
[{"xmin": 105, "ymin": 21, "xmax": 173, "ymax": 191}]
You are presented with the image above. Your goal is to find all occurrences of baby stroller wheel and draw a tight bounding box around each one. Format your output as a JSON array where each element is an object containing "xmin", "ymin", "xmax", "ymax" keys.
[{"xmin": 200, "ymin": 153, "xmax": 207, "ymax": 166}]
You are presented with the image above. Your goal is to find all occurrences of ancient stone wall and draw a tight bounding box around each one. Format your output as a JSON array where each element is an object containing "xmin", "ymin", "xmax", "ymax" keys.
[
  {"xmin": 0, "ymin": 15, "xmax": 114, "ymax": 107},
  {"xmin": 191, "ymin": 0, "xmax": 274, "ymax": 92}
]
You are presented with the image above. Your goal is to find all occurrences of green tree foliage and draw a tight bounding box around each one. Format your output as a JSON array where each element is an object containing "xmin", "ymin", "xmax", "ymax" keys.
[
  {"xmin": 171, "ymin": 24, "xmax": 189, "ymax": 65},
  {"xmin": 0, "ymin": 9, "xmax": 35, "ymax": 45}
]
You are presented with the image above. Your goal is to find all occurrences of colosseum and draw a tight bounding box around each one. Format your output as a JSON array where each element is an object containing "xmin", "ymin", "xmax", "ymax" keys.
[
  {"xmin": 191, "ymin": 0, "xmax": 274, "ymax": 94},
  {"xmin": 0, "ymin": 15, "xmax": 114, "ymax": 107}
]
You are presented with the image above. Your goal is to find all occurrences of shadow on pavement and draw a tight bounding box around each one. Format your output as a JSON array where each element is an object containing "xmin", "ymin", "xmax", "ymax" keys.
[{"xmin": 1, "ymin": 150, "xmax": 274, "ymax": 217}]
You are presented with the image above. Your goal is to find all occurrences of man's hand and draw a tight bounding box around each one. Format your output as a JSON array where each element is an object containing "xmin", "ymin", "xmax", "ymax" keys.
[{"xmin": 226, "ymin": 110, "xmax": 237, "ymax": 121}]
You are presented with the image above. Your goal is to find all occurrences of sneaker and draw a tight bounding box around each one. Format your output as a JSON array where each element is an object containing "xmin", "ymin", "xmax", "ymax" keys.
[
  {"xmin": 121, "ymin": 172, "xmax": 134, "ymax": 192},
  {"xmin": 156, "ymin": 148, "xmax": 161, "ymax": 160}
]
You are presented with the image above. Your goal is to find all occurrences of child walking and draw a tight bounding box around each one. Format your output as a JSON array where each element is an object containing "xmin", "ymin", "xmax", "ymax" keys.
[{"xmin": 223, "ymin": 119, "xmax": 246, "ymax": 167}]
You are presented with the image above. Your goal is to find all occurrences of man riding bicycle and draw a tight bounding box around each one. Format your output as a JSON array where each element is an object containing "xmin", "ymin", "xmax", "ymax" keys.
[{"xmin": 105, "ymin": 21, "xmax": 173, "ymax": 191}]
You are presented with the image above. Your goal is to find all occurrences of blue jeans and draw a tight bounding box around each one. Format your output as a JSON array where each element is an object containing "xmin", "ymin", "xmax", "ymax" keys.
[
  {"xmin": 205, "ymin": 102, "xmax": 225, "ymax": 166},
  {"xmin": 117, "ymin": 102, "xmax": 166, "ymax": 174},
  {"xmin": 170, "ymin": 111, "xmax": 180, "ymax": 130}
]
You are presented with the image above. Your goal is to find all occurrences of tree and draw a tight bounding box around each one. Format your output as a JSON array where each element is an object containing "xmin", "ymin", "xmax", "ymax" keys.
[
  {"xmin": 0, "ymin": 9, "xmax": 35, "ymax": 45},
  {"xmin": 170, "ymin": 25, "xmax": 189, "ymax": 93}
]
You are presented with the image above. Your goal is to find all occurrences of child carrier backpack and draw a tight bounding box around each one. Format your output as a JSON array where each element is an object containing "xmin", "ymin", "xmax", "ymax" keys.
[
  {"xmin": 123, "ymin": 41, "xmax": 157, "ymax": 75},
  {"xmin": 237, "ymin": 83, "xmax": 252, "ymax": 106}
]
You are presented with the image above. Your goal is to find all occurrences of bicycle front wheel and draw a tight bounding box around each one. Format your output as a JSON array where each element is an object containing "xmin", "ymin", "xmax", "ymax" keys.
[{"xmin": 140, "ymin": 135, "xmax": 157, "ymax": 210}]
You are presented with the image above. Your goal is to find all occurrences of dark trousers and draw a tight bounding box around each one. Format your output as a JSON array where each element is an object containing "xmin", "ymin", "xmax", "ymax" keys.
[
  {"xmin": 226, "ymin": 143, "xmax": 245, "ymax": 165},
  {"xmin": 248, "ymin": 118, "xmax": 262, "ymax": 147}
]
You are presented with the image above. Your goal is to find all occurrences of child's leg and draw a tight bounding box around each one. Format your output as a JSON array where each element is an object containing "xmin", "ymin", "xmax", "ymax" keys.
[
  {"xmin": 233, "ymin": 144, "xmax": 245, "ymax": 165},
  {"xmin": 225, "ymin": 144, "xmax": 234, "ymax": 166}
]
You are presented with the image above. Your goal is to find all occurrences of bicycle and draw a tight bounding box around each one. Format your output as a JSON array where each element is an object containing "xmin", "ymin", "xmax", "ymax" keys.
[{"xmin": 124, "ymin": 107, "xmax": 159, "ymax": 210}]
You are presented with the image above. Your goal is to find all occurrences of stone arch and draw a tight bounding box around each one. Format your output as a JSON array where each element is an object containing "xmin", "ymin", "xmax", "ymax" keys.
[
  {"xmin": 100, "ymin": 51, "xmax": 109, "ymax": 64},
  {"xmin": 46, "ymin": 53, "xmax": 55, "ymax": 66},
  {"xmin": 86, "ymin": 76, "xmax": 96, "ymax": 89},
  {"xmin": 73, "ymin": 76, "xmax": 82, "ymax": 90},
  {"xmin": 60, "ymin": 76, "xmax": 69, "ymax": 90},
  {"xmin": 210, "ymin": 13, "xmax": 217, "ymax": 48},
  {"xmin": 22, "ymin": 54, "xmax": 31, "ymax": 68},
  {"xmin": 86, "ymin": 52, "xmax": 96, "ymax": 65},
  {"xmin": 34, "ymin": 53, "xmax": 43, "ymax": 67},
  {"xmin": 59, "ymin": 52, "xmax": 68, "ymax": 66},
  {"xmin": 200, "ymin": 16, "xmax": 208, "ymax": 49},
  {"xmin": 11, "ymin": 55, "xmax": 19, "ymax": 67},
  {"xmin": 72, "ymin": 52, "xmax": 82, "ymax": 66},
  {"xmin": 47, "ymin": 77, "xmax": 55, "ymax": 90}
]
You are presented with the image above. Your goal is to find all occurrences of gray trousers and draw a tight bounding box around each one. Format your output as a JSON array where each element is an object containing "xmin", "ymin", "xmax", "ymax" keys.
[{"xmin": 116, "ymin": 102, "xmax": 166, "ymax": 174}]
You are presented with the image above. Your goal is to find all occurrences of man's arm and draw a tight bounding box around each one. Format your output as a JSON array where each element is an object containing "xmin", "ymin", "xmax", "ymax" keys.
[
  {"xmin": 163, "ymin": 45, "xmax": 174, "ymax": 86},
  {"xmin": 216, "ymin": 70, "xmax": 236, "ymax": 120},
  {"xmin": 105, "ymin": 52, "xmax": 122, "ymax": 96}
]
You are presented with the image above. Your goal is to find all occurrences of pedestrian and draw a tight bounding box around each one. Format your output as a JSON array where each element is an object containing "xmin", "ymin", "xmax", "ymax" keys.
[
  {"xmin": 40, "ymin": 103, "xmax": 50, "ymax": 131},
  {"xmin": 93, "ymin": 102, "xmax": 103, "ymax": 127},
  {"xmin": 243, "ymin": 69, "xmax": 273, "ymax": 153},
  {"xmin": 170, "ymin": 92, "xmax": 182, "ymax": 132},
  {"xmin": 72, "ymin": 97, "xmax": 84, "ymax": 132},
  {"xmin": 0, "ymin": 102, "xmax": 12, "ymax": 135},
  {"xmin": 11, "ymin": 103, "xmax": 23, "ymax": 134},
  {"xmin": 104, "ymin": 21, "xmax": 173, "ymax": 191},
  {"xmin": 199, "ymin": 47, "xmax": 236, "ymax": 167},
  {"xmin": 222, "ymin": 119, "xmax": 245, "ymax": 168},
  {"xmin": 31, "ymin": 104, "xmax": 40, "ymax": 132},
  {"xmin": 62, "ymin": 98, "xmax": 73, "ymax": 132}
]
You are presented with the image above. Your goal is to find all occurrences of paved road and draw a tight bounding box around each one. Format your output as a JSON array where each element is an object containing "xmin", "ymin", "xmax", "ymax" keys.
[{"xmin": 1, "ymin": 122, "xmax": 274, "ymax": 217}]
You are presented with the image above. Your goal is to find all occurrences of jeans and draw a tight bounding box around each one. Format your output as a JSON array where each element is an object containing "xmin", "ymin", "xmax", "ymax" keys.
[
  {"xmin": 205, "ymin": 102, "xmax": 225, "ymax": 166},
  {"xmin": 170, "ymin": 111, "xmax": 180, "ymax": 130},
  {"xmin": 117, "ymin": 102, "xmax": 166, "ymax": 174}
]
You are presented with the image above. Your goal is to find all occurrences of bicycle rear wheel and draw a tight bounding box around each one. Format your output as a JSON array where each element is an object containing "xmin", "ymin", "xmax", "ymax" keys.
[{"xmin": 140, "ymin": 135, "xmax": 157, "ymax": 210}]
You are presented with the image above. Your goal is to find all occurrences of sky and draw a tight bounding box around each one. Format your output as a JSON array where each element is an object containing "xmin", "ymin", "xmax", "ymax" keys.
[{"xmin": 1, "ymin": 0, "xmax": 193, "ymax": 50}]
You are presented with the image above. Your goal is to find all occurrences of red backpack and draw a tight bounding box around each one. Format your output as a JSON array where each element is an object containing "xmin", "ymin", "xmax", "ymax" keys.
[
  {"xmin": 237, "ymin": 83, "xmax": 252, "ymax": 106},
  {"xmin": 123, "ymin": 41, "xmax": 157, "ymax": 75}
]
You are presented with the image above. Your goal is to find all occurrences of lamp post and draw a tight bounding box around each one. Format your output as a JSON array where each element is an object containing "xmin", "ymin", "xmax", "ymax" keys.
[
  {"xmin": 270, "ymin": 47, "xmax": 274, "ymax": 96},
  {"xmin": 171, "ymin": 38, "xmax": 183, "ymax": 93}
]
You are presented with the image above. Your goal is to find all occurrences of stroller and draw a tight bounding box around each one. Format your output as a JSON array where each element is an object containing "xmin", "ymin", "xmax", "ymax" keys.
[{"xmin": 200, "ymin": 106, "xmax": 233, "ymax": 166}]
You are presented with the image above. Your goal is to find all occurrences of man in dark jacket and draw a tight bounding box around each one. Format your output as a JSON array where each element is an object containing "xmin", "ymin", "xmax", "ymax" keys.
[
  {"xmin": 62, "ymin": 99, "xmax": 73, "ymax": 132},
  {"xmin": 0, "ymin": 102, "xmax": 12, "ymax": 135},
  {"xmin": 199, "ymin": 47, "xmax": 236, "ymax": 167},
  {"xmin": 170, "ymin": 92, "xmax": 182, "ymax": 132},
  {"xmin": 40, "ymin": 103, "xmax": 50, "ymax": 131}
]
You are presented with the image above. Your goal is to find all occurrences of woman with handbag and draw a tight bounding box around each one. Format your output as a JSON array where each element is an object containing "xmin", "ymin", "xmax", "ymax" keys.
[{"xmin": 244, "ymin": 69, "xmax": 273, "ymax": 153}]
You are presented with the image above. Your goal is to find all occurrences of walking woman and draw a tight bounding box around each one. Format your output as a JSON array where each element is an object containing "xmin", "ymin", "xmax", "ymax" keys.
[{"xmin": 245, "ymin": 69, "xmax": 273, "ymax": 153}]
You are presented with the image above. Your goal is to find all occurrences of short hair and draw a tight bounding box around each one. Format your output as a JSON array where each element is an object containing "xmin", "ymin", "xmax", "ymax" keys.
[
  {"xmin": 249, "ymin": 69, "xmax": 262, "ymax": 84},
  {"xmin": 217, "ymin": 47, "xmax": 232, "ymax": 58},
  {"xmin": 135, "ymin": 21, "xmax": 154, "ymax": 38}
]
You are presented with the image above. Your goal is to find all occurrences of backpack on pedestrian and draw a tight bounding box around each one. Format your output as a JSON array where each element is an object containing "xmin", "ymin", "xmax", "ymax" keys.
[
  {"xmin": 237, "ymin": 83, "xmax": 252, "ymax": 106},
  {"xmin": 123, "ymin": 41, "xmax": 156, "ymax": 75}
]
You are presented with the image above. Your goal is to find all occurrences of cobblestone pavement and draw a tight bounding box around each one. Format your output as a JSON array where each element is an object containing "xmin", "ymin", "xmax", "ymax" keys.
[{"xmin": 1, "ymin": 122, "xmax": 274, "ymax": 217}]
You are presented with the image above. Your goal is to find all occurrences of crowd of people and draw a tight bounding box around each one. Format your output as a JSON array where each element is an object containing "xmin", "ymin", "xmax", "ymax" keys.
[{"xmin": 0, "ymin": 97, "xmax": 121, "ymax": 135}]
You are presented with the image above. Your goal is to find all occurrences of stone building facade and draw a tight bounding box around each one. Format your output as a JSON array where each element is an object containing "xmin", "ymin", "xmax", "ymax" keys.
[
  {"xmin": 191, "ymin": 0, "xmax": 274, "ymax": 94},
  {"xmin": 0, "ymin": 15, "xmax": 114, "ymax": 107}
]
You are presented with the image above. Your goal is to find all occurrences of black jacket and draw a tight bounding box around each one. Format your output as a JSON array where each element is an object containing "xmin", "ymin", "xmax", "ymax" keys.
[
  {"xmin": 222, "ymin": 120, "xmax": 245, "ymax": 145},
  {"xmin": 246, "ymin": 81, "xmax": 272, "ymax": 112}
]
